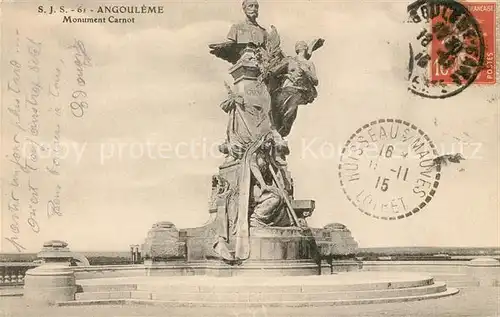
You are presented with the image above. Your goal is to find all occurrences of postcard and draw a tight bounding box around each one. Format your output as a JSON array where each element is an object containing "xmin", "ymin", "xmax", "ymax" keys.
[{"xmin": 0, "ymin": 0, "xmax": 498, "ymax": 315}]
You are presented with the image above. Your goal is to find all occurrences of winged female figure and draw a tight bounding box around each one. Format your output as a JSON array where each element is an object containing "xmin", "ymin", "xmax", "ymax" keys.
[{"xmin": 262, "ymin": 38, "xmax": 325, "ymax": 137}]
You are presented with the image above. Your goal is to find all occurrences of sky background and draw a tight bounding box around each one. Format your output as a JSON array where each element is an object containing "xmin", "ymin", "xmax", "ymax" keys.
[{"xmin": 1, "ymin": 0, "xmax": 498, "ymax": 252}]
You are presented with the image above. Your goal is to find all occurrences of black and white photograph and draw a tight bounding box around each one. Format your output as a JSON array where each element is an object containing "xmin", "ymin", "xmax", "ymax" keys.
[{"xmin": 1, "ymin": 0, "xmax": 499, "ymax": 316}]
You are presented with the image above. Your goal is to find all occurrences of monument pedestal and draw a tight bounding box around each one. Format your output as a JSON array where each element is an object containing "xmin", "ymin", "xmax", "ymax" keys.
[
  {"xmin": 24, "ymin": 264, "xmax": 76, "ymax": 304},
  {"xmin": 141, "ymin": 47, "xmax": 360, "ymax": 277},
  {"xmin": 24, "ymin": 241, "xmax": 76, "ymax": 305},
  {"xmin": 142, "ymin": 221, "xmax": 360, "ymax": 277},
  {"xmin": 203, "ymin": 259, "xmax": 319, "ymax": 277},
  {"xmin": 141, "ymin": 221, "xmax": 187, "ymax": 261}
]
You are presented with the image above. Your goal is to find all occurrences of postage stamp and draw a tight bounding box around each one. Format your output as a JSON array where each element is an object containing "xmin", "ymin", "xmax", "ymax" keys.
[
  {"xmin": 407, "ymin": 0, "xmax": 491, "ymax": 98},
  {"xmin": 431, "ymin": 2, "xmax": 496, "ymax": 85},
  {"xmin": 338, "ymin": 119, "xmax": 441, "ymax": 220}
]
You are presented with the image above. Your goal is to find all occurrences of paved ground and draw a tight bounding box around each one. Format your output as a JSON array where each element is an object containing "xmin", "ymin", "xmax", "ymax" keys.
[{"xmin": 1, "ymin": 287, "xmax": 499, "ymax": 317}]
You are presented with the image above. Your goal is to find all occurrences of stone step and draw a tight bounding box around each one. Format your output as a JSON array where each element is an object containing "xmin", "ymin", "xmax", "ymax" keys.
[
  {"xmin": 136, "ymin": 281, "xmax": 430, "ymax": 294},
  {"xmin": 148, "ymin": 282, "xmax": 447, "ymax": 302},
  {"xmin": 76, "ymin": 272, "xmax": 435, "ymax": 295},
  {"xmin": 69, "ymin": 272, "xmax": 458, "ymax": 307},
  {"xmin": 75, "ymin": 290, "xmax": 150, "ymax": 300},
  {"xmin": 77, "ymin": 283, "xmax": 138, "ymax": 293},
  {"xmin": 75, "ymin": 282, "xmax": 447, "ymax": 302},
  {"xmin": 61, "ymin": 287, "xmax": 459, "ymax": 307},
  {"xmin": 134, "ymin": 274, "xmax": 434, "ymax": 293}
]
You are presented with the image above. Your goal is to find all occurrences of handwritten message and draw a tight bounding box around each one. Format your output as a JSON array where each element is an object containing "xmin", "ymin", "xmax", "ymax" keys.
[
  {"xmin": 3, "ymin": 27, "xmax": 91, "ymax": 252},
  {"xmin": 68, "ymin": 40, "xmax": 91, "ymax": 118}
]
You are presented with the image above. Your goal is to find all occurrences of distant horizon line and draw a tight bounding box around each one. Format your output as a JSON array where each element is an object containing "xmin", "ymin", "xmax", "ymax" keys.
[{"xmin": 1, "ymin": 246, "xmax": 499, "ymax": 255}]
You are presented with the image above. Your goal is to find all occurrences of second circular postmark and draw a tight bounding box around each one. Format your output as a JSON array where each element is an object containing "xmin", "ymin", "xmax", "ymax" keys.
[
  {"xmin": 339, "ymin": 119, "xmax": 441, "ymax": 220},
  {"xmin": 407, "ymin": 0, "xmax": 485, "ymax": 99}
]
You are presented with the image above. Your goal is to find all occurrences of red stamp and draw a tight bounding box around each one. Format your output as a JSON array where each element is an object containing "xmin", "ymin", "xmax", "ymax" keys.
[
  {"xmin": 408, "ymin": 0, "xmax": 489, "ymax": 98},
  {"xmin": 431, "ymin": 2, "xmax": 496, "ymax": 84}
]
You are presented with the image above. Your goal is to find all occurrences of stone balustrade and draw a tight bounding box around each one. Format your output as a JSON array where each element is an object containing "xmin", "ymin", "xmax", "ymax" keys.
[
  {"xmin": 0, "ymin": 262, "xmax": 39, "ymax": 287},
  {"xmin": 0, "ymin": 263, "xmax": 146, "ymax": 289}
]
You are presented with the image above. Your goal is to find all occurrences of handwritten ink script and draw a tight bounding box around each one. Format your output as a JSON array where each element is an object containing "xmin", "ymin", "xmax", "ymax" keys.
[
  {"xmin": 2, "ymin": 27, "xmax": 92, "ymax": 252},
  {"xmin": 69, "ymin": 39, "xmax": 91, "ymax": 118}
]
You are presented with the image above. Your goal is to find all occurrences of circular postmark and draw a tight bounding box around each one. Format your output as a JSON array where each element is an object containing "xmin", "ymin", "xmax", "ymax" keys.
[
  {"xmin": 339, "ymin": 119, "xmax": 441, "ymax": 220},
  {"xmin": 407, "ymin": 0, "xmax": 485, "ymax": 99}
]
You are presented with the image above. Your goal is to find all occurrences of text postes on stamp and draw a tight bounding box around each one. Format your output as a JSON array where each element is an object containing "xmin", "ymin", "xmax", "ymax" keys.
[
  {"xmin": 431, "ymin": 2, "xmax": 496, "ymax": 85},
  {"xmin": 339, "ymin": 119, "xmax": 441, "ymax": 220},
  {"xmin": 407, "ymin": 0, "xmax": 486, "ymax": 98}
]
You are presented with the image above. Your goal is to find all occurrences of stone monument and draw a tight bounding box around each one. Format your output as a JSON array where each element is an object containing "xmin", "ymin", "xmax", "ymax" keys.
[
  {"xmin": 142, "ymin": 0, "xmax": 359, "ymax": 276},
  {"xmin": 24, "ymin": 240, "xmax": 77, "ymax": 305}
]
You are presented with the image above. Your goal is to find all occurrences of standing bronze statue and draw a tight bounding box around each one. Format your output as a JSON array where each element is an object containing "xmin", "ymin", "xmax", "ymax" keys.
[
  {"xmin": 209, "ymin": 0, "xmax": 323, "ymax": 261},
  {"xmin": 143, "ymin": 0, "xmax": 358, "ymax": 273}
]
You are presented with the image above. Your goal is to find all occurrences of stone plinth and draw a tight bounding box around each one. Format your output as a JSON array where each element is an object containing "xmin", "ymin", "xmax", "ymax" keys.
[
  {"xmin": 24, "ymin": 240, "xmax": 76, "ymax": 305},
  {"xmin": 143, "ymin": 225, "xmax": 322, "ymax": 276},
  {"xmin": 228, "ymin": 50, "xmax": 261, "ymax": 84},
  {"xmin": 142, "ymin": 222, "xmax": 186, "ymax": 261},
  {"xmin": 144, "ymin": 260, "xmax": 320, "ymax": 277},
  {"xmin": 203, "ymin": 259, "xmax": 320, "ymax": 277},
  {"xmin": 24, "ymin": 264, "xmax": 76, "ymax": 304},
  {"xmin": 312, "ymin": 223, "xmax": 359, "ymax": 257},
  {"xmin": 141, "ymin": 221, "xmax": 362, "ymax": 276},
  {"xmin": 467, "ymin": 257, "xmax": 500, "ymax": 287},
  {"xmin": 248, "ymin": 227, "xmax": 317, "ymax": 261},
  {"xmin": 311, "ymin": 223, "xmax": 361, "ymax": 274},
  {"xmin": 203, "ymin": 227, "xmax": 320, "ymax": 277},
  {"xmin": 181, "ymin": 225, "xmax": 318, "ymax": 261}
]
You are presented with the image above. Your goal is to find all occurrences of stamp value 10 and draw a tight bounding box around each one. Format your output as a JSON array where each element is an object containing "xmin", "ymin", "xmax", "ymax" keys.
[
  {"xmin": 407, "ymin": 0, "xmax": 495, "ymax": 98},
  {"xmin": 431, "ymin": 2, "xmax": 496, "ymax": 85}
]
